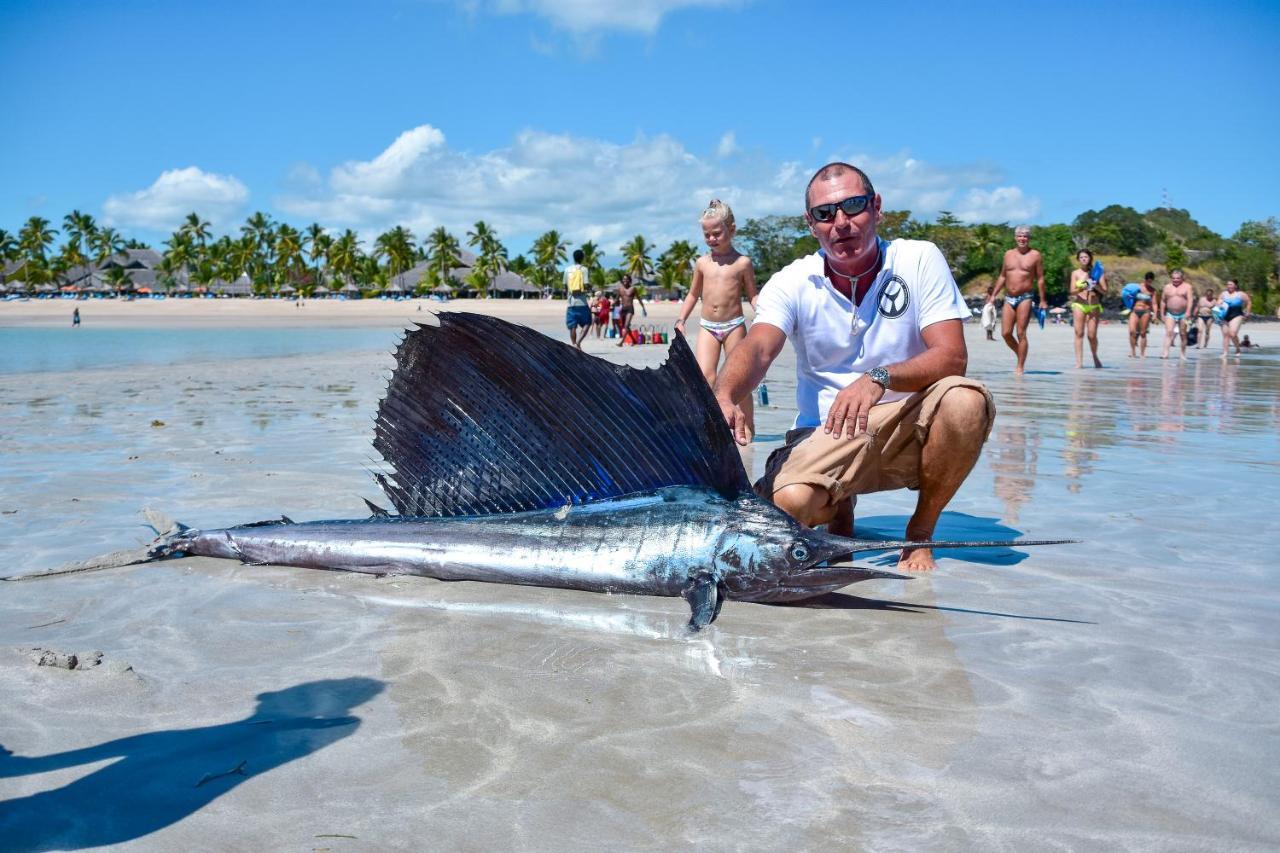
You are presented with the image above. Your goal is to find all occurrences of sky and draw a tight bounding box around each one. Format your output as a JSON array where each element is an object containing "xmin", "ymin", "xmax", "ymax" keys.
[{"xmin": 2, "ymin": 0, "xmax": 1278, "ymax": 260}]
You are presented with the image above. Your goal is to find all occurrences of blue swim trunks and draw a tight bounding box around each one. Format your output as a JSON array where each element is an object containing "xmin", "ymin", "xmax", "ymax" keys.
[{"xmin": 566, "ymin": 305, "xmax": 592, "ymax": 329}]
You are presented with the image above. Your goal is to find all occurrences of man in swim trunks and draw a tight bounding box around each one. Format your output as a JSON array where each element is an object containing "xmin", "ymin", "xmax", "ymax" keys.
[
  {"xmin": 615, "ymin": 274, "xmax": 646, "ymax": 346},
  {"xmin": 986, "ymin": 226, "xmax": 1046, "ymax": 373},
  {"xmin": 1160, "ymin": 269, "xmax": 1194, "ymax": 360},
  {"xmin": 712, "ymin": 162, "xmax": 994, "ymax": 571}
]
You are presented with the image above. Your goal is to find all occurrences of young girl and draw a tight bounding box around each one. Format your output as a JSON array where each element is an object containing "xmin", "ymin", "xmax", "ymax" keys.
[{"xmin": 674, "ymin": 199, "xmax": 759, "ymax": 436}]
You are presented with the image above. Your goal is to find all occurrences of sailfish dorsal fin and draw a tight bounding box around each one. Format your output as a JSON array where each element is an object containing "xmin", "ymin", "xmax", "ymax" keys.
[{"xmin": 372, "ymin": 313, "xmax": 752, "ymax": 517}]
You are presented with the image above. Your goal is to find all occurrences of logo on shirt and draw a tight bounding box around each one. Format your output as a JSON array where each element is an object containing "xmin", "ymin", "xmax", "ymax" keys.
[{"xmin": 877, "ymin": 275, "xmax": 910, "ymax": 318}]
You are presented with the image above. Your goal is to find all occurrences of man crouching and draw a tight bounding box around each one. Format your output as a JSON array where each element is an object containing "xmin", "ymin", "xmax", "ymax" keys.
[{"xmin": 713, "ymin": 162, "xmax": 995, "ymax": 571}]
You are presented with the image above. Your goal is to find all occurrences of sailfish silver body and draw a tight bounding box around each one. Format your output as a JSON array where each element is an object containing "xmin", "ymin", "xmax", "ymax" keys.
[{"xmin": 166, "ymin": 486, "xmax": 888, "ymax": 608}]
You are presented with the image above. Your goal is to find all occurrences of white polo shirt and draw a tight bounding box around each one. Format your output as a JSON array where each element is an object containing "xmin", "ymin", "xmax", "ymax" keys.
[{"xmin": 754, "ymin": 238, "xmax": 969, "ymax": 428}]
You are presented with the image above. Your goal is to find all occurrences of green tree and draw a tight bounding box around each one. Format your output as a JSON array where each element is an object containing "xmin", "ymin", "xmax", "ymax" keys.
[
  {"xmin": 328, "ymin": 229, "xmax": 363, "ymax": 289},
  {"xmin": 962, "ymin": 222, "xmax": 1014, "ymax": 280},
  {"xmin": 89, "ymin": 226, "xmax": 125, "ymax": 268},
  {"xmin": 620, "ymin": 234, "xmax": 654, "ymax": 282},
  {"xmin": 1163, "ymin": 238, "xmax": 1188, "ymax": 272},
  {"xmin": 659, "ymin": 239, "xmax": 699, "ymax": 292},
  {"xmin": 878, "ymin": 210, "xmax": 913, "ymax": 240},
  {"xmin": 1030, "ymin": 224, "xmax": 1076, "ymax": 300},
  {"xmin": 0, "ymin": 229, "xmax": 18, "ymax": 263},
  {"xmin": 374, "ymin": 225, "xmax": 417, "ymax": 280},
  {"xmin": 181, "ymin": 212, "xmax": 212, "ymax": 251},
  {"xmin": 532, "ymin": 230, "xmax": 568, "ymax": 292},
  {"xmin": 425, "ymin": 227, "xmax": 462, "ymax": 286},
  {"xmin": 735, "ymin": 215, "xmax": 808, "ymax": 281},
  {"xmin": 274, "ymin": 223, "xmax": 306, "ymax": 289},
  {"xmin": 577, "ymin": 240, "xmax": 606, "ymax": 286},
  {"xmin": 103, "ymin": 265, "xmax": 134, "ymax": 297},
  {"xmin": 304, "ymin": 223, "xmax": 330, "ymax": 292},
  {"xmin": 1145, "ymin": 207, "xmax": 1225, "ymax": 252},
  {"xmin": 1072, "ymin": 205, "xmax": 1156, "ymax": 255},
  {"xmin": 19, "ymin": 216, "xmax": 58, "ymax": 264}
]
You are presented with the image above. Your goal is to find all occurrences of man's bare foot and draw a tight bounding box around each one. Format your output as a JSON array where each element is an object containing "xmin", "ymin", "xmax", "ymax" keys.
[
  {"xmin": 898, "ymin": 547, "xmax": 937, "ymax": 572},
  {"xmin": 1093, "ymin": 357, "xmax": 1103, "ymax": 368},
  {"xmin": 1014, "ymin": 365, "xmax": 1025, "ymax": 374}
]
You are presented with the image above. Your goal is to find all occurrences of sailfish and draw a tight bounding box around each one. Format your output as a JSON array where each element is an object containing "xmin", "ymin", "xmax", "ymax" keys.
[{"xmin": 10, "ymin": 314, "xmax": 1071, "ymax": 630}]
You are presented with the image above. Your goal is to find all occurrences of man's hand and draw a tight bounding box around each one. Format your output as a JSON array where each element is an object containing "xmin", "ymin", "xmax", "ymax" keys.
[
  {"xmin": 718, "ymin": 396, "xmax": 751, "ymax": 446},
  {"xmin": 824, "ymin": 375, "xmax": 885, "ymax": 439}
]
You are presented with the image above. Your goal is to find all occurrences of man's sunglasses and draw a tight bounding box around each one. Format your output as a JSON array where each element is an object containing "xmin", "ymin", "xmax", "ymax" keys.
[{"xmin": 808, "ymin": 194, "xmax": 873, "ymax": 223}]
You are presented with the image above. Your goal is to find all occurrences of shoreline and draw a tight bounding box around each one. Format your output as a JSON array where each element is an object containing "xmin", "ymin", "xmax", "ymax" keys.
[{"xmin": 0, "ymin": 297, "xmax": 687, "ymax": 329}]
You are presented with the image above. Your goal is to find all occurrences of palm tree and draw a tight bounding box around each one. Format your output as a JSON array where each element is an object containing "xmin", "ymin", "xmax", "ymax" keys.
[
  {"xmin": 532, "ymin": 230, "xmax": 568, "ymax": 294},
  {"xmin": 103, "ymin": 265, "xmax": 134, "ymax": 298},
  {"xmin": 328, "ymin": 229, "xmax": 362, "ymax": 290},
  {"xmin": 374, "ymin": 225, "xmax": 417, "ymax": 280},
  {"xmin": 578, "ymin": 241, "xmax": 606, "ymax": 287},
  {"xmin": 274, "ymin": 223, "xmax": 305, "ymax": 290},
  {"xmin": 155, "ymin": 254, "xmax": 182, "ymax": 295},
  {"xmin": 89, "ymin": 226, "xmax": 125, "ymax": 269},
  {"xmin": 181, "ymin": 212, "xmax": 212, "ymax": 250},
  {"xmin": 425, "ymin": 227, "xmax": 462, "ymax": 287},
  {"xmin": 661, "ymin": 239, "xmax": 698, "ymax": 291},
  {"xmin": 620, "ymin": 234, "xmax": 654, "ymax": 281},
  {"xmin": 0, "ymin": 229, "xmax": 18, "ymax": 262},
  {"xmin": 64, "ymin": 210, "xmax": 97, "ymax": 239},
  {"xmin": 303, "ymin": 223, "xmax": 330, "ymax": 291},
  {"xmin": 19, "ymin": 217, "xmax": 58, "ymax": 263},
  {"xmin": 467, "ymin": 221, "xmax": 508, "ymax": 294}
]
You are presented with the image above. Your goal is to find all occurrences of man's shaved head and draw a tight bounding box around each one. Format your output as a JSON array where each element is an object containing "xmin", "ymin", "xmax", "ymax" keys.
[{"xmin": 804, "ymin": 162, "xmax": 876, "ymax": 210}]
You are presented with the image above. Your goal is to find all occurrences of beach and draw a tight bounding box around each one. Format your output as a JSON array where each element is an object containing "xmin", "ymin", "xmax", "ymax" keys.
[{"xmin": 2, "ymin": 299, "xmax": 1278, "ymax": 851}]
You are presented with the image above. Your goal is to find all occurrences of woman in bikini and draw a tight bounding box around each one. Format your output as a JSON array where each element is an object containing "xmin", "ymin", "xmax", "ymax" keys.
[
  {"xmin": 1069, "ymin": 248, "xmax": 1106, "ymax": 368},
  {"xmin": 1194, "ymin": 288, "xmax": 1216, "ymax": 349},
  {"xmin": 1127, "ymin": 271, "xmax": 1157, "ymax": 358}
]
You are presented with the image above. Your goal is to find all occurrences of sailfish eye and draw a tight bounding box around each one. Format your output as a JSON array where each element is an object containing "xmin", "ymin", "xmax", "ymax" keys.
[{"xmin": 790, "ymin": 544, "xmax": 810, "ymax": 563}]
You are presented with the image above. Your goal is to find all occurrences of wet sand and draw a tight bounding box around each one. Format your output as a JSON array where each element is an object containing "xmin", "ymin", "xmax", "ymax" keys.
[{"xmin": 2, "ymin": 303, "xmax": 1278, "ymax": 850}]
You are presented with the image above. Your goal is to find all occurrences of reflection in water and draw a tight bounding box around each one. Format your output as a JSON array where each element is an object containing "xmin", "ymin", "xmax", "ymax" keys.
[
  {"xmin": 1062, "ymin": 379, "xmax": 1103, "ymax": 493},
  {"xmin": 989, "ymin": 383, "xmax": 1039, "ymax": 524}
]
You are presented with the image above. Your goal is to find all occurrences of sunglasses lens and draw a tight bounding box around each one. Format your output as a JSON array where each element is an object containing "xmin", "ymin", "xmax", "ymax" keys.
[
  {"xmin": 841, "ymin": 196, "xmax": 868, "ymax": 216},
  {"xmin": 812, "ymin": 204, "xmax": 835, "ymax": 222}
]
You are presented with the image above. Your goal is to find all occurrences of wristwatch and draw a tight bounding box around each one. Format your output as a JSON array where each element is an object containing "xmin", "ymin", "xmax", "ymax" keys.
[{"xmin": 867, "ymin": 366, "xmax": 891, "ymax": 390}]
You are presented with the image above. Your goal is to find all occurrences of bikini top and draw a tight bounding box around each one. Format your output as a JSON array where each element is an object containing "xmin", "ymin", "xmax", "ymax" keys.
[{"xmin": 1135, "ymin": 291, "xmax": 1153, "ymax": 302}]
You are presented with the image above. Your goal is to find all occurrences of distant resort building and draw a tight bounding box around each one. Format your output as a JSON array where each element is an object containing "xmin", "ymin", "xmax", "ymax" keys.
[{"xmin": 2, "ymin": 243, "xmax": 538, "ymax": 299}]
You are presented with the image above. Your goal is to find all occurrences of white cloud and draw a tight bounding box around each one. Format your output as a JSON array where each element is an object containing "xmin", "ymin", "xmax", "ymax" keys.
[
  {"xmin": 951, "ymin": 186, "xmax": 1041, "ymax": 224},
  {"xmin": 103, "ymin": 167, "xmax": 249, "ymax": 231},
  {"xmin": 277, "ymin": 126, "xmax": 1040, "ymax": 254},
  {"xmin": 716, "ymin": 131, "xmax": 738, "ymax": 158},
  {"xmin": 483, "ymin": 0, "xmax": 743, "ymax": 34}
]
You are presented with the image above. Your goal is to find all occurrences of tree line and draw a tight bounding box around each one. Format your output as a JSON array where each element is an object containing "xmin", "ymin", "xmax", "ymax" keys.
[{"xmin": 3, "ymin": 204, "xmax": 1277, "ymax": 310}]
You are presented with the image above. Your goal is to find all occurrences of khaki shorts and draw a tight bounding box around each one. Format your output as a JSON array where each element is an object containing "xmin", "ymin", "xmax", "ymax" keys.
[{"xmin": 754, "ymin": 376, "xmax": 995, "ymax": 507}]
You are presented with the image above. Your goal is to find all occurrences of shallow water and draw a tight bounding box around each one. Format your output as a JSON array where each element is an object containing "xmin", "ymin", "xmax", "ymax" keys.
[
  {"xmin": 1, "ymin": 318, "xmax": 1277, "ymax": 850},
  {"xmin": 0, "ymin": 326, "xmax": 401, "ymax": 374}
]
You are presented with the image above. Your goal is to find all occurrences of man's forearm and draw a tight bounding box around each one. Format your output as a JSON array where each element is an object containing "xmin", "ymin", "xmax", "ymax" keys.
[
  {"xmin": 879, "ymin": 345, "xmax": 967, "ymax": 392},
  {"xmin": 713, "ymin": 338, "xmax": 771, "ymax": 406}
]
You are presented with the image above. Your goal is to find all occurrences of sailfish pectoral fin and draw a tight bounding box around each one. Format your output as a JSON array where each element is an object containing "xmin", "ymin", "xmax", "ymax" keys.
[{"xmin": 682, "ymin": 574, "xmax": 725, "ymax": 631}]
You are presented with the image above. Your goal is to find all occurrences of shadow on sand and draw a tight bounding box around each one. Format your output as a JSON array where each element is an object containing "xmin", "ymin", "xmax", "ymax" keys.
[
  {"xmin": 0, "ymin": 677, "xmax": 383, "ymax": 852},
  {"xmin": 854, "ymin": 511, "xmax": 1047, "ymax": 567},
  {"xmin": 779, "ymin": 591, "xmax": 1093, "ymax": 624}
]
